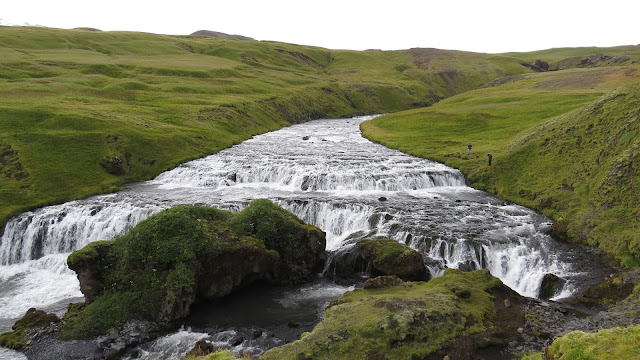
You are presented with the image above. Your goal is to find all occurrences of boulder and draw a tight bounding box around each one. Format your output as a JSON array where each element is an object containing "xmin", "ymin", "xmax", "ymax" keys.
[
  {"xmin": 539, "ymin": 273, "xmax": 567, "ymax": 300},
  {"xmin": 325, "ymin": 238, "xmax": 429, "ymax": 284},
  {"xmin": 65, "ymin": 200, "xmax": 326, "ymax": 339},
  {"xmin": 185, "ymin": 339, "xmax": 214, "ymax": 357},
  {"xmin": 323, "ymin": 244, "xmax": 370, "ymax": 285}
]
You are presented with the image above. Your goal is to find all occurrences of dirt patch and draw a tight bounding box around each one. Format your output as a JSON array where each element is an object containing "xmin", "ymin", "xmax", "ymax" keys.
[
  {"xmin": 0, "ymin": 143, "xmax": 29, "ymax": 181},
  {"xmin": 532, "ymin": 74, "xmax": 603, "ymax": 90},
  {"xmin": 275, "ymin": 49, "xmax": 323, "ymax": 69},
  {"xmin": 408, "ymin": 48, "xmax": 455, "ymax": 70}
]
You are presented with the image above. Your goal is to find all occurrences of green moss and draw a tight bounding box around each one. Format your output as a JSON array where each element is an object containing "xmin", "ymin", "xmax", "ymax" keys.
[
  {"xmin": 519, "ymin": 352, "xmax": 543, "ymax": 360},
  {"xmin": 185, "ymin": 349, "xmax": 240, "ymax": 359},
  {"xmin": 0, "ymin": 330, "xmax": 27, "ymax": 350},
  {"xmin": 546, "ymin": 325, "xmax": 640, "ymax": 360},
  {"xmin": 358, "ymin": 238, "xmax": 411, "ymax": 260},
  {"xmin": 0, "ymin": 308, "xmax": 60, "ymax": 350},
  {"xmin": 355, "ymin": 238, "xmax": 426, "ymax": 280},
  {"xmin": 574, "ymin": 273, "xmax": 636, "ymax": 308},
  {"xmin": 261, "ymin": 269, "xmax": 506, "ymax": 359}
]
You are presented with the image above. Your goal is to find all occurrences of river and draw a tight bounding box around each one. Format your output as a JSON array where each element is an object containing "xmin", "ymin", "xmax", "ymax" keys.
[{"xmin": 0, "ymin": 115, "xmax": 607, "ymax": 359}]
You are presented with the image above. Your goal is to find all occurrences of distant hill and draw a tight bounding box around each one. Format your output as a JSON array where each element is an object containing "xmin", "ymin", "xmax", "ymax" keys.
[
  {"xmin": 190, "ymin": 30, "xmax": 254, "ymax": 41},
  {"xmin": 0, "ymin": 18, "xmax": 44, "ymax": 27}
]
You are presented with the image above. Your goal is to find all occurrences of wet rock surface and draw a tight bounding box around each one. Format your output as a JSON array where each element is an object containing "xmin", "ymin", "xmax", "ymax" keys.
[{"xmin": 510, "ymin": 269, "xmax": 640, "ymax": 356}]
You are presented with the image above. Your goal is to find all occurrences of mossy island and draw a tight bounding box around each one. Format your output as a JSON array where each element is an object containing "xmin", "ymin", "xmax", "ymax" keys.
[{"xmin": 62, "ymin": 199, "xmax": 326, "ymax": 340}]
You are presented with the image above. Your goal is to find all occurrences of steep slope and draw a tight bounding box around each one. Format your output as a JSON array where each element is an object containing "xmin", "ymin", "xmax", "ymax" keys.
[{"xmin": 362, "ymin": 65, "xmax": 640, "ymax": 265}]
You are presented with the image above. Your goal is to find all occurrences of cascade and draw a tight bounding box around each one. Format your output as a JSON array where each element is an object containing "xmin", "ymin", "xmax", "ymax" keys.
[{"xmin": 0, "ymin": 115, "xmax": 604, "ymax": 337}]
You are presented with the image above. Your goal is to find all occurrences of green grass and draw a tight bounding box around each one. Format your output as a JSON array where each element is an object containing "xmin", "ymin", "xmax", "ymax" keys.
[
  {"xmin": 546, "ymin": 325, "xmax": 640, "ymax": 360},
  {"xmin": 185, "ymin": 349, "xmax": 241, "ymax": 360},
  {"xmin": 362, "ymin": 65, "xmax": 640, "ymax": 265}
]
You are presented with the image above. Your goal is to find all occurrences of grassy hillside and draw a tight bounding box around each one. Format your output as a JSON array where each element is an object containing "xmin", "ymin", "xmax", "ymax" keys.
[
  {"xmin": 362, "ymin": 64, "xmax": 640, "ymax": 265},
  {"xmin": 0, "ymin": 26, "xmax": 534, "ymax": 229}
]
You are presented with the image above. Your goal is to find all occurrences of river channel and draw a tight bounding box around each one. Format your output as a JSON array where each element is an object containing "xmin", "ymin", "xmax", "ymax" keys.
[{"xmin": 0, "ymin": 115, "xmax": 607, "ymax": 358}]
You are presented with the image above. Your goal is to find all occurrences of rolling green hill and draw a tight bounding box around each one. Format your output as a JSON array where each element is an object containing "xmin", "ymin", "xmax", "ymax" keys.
[
  {"xmin": 362, "ymin": 63, "xmax": 640, "ymax": 266},
  {"xmin": 0, "ymin": 26, "xmax": 536, "ymax": 229}
]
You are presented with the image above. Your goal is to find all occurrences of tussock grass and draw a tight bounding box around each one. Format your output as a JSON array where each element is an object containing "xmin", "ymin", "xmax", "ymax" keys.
[{"xmin": 546, "ymin": 325, "xmax": 640, "ymax": 360}]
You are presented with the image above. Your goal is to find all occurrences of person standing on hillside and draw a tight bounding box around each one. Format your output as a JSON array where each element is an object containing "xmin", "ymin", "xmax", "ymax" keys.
[
  {"xmin": 467, "ymin": 144, "xmax": 472, "ymax": 155},
  {"xmin": 487, "ymin": 153, "xmax": 493, "ymax": 166}
]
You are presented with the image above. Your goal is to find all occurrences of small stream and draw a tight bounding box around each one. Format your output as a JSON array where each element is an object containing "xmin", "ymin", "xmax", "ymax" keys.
[{"xmin": 0, "ymin": 115, "xmax": 608, "ymax": 358}]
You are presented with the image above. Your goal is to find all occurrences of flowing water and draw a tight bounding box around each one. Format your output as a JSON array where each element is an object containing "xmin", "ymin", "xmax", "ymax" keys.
[{"xmin": 0, "ymin": 115, "xmax": 607, "ymax": 358}]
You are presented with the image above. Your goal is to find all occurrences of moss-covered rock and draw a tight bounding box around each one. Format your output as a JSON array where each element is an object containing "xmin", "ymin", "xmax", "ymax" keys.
[
  {"xmin": 0, "ymin": 308, "xmax": 60, "ymax": 350},
  {"xmin": 363, "ymin": 275, "xmax": 404, "ymax": 289},
  {"xmin": 185, "ymin": 349, "xmax": 240, "ymax": 360},
  {"xmin": 326, "ymin": 238, "xmax": 428, "ymax": 284},
  {"xmin": 356, "ymin": 239, "xmax": 428, "ymax": 281},
  {"xmin": 261, "ymin": 269, "xmax": 526, "ymax": 360},
  {"xmin": 539, "ymin": 273, "xmax": 567, "ymax": 300},
  {"xmin": 64, "ymin": 200, "xmax": 326, "ymax": 339},
  {"xmin": 573, "ymin": 271, "xmax": 636, "ymax": 308},
  {"xmin": 544, "ymin": 325, "xmax": 640, "ymax": 360}
]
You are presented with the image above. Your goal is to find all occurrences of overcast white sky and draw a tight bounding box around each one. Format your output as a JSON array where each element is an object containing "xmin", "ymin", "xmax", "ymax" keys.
[{"xmin": 2, "ymin": 0, "xmax": 638, "ymax": 53}]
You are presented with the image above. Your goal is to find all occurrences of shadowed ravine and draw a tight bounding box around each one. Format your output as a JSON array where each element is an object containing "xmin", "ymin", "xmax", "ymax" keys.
[{"xmin": 0, "ymin": 115, "xmax": 609, "ymax": 358}]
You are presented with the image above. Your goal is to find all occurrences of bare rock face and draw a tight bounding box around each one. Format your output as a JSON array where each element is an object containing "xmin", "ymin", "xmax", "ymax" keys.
[{"xmin": 185, "ymin": 339, "xmax": 215, "ymax": 357}]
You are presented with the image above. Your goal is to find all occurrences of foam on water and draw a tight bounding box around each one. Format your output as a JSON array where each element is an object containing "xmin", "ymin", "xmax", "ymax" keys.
[
  {"xmin": 125, "ymin": 327, "xmax": 209, "ymax": 360},
  {"xmin": 0, "ymin": 253, "xmax": 81, "ymax": 319}
]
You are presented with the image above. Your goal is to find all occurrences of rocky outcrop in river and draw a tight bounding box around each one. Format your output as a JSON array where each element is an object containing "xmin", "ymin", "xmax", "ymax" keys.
[
  {"xmin": 325, "ymin": 238, "xmax": 429, "ymax": 284},
  {"xmin": 62, "ymin": 200, "xmax": 326, "ymax": 346}
]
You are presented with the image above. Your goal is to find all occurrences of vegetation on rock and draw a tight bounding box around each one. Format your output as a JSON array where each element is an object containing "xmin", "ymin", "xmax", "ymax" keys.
[
  {"xmin": 326, "ymin": 238, "xmax": 428, "ymax": 284},
  {"xmin": 63, "ymin": 200, "xmax": 325, "ymax": 339},
  {"xmin": 261, "ymin": 269, "xmax": 526, "ymax": 360},
  {"xmin": 185, "ymin": 349, "xmax": 240, "ymax": 360},
  {"xmin": 0, "ymin": 308, "xmax": 60, "ymax": 350},
  {"xmin": 355, "ymin": 238, "xmax": 428, "ymax": 281}
]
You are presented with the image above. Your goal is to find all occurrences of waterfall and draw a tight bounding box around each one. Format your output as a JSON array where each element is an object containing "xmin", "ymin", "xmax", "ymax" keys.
[
  {"xmin": 0, "ymin": 197, "xmax": 164, "ymax": 265},
  {"xmin": 0, "ymin": 115, "xmax": 604, "ymax": 327}
]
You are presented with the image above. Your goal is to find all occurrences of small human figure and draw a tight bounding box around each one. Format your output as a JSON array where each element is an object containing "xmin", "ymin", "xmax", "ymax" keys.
[
  {"xmin": 467, "ymin": 144, "xmax": 472, "ymax": 155},
  {"xmin": 487, "ymin": 153, "xmax": 493, "ymax": 166}
]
